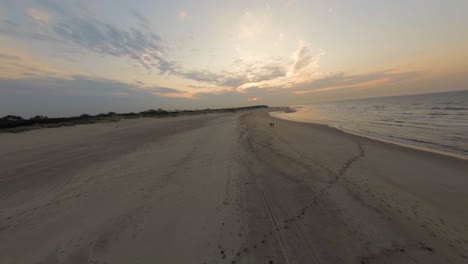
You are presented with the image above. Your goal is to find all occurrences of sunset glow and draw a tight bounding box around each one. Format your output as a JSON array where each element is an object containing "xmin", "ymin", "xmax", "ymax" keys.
[{"xmin": 1, "ymin": 0, "xmax": 467, "ymax": 116}]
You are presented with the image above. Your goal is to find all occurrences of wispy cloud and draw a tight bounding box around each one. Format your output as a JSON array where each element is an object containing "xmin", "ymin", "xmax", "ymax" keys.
[
  {"xmin": 286, "ymin": 42, "xmax": 325, "ymax": 81},
  {"xmin": 144, "ymin": 86, "xmax": 191, "ymax": 98},
  {"xmin": 293, "ymin": 78, "xmax": 390, "ymax": 94},
  {"xmin": 1, "ymin": 2, "xmax": 325, "ymax": 96},
  {"xmin": 293, "ymin": 45, "xmax": 314, "ymax": 72},
  {"xmin": 2, "ymin": 2, "xmax": 396, "ymax": 103},
  {"xmin": 132, "ymin": 11, "xmax": 151, "ymax": 30},
  {"xmin": 237, "ymin": 43, "xmax": 324, "ymax": 90},
  {"xmin": 0, "ymin": 52, "xmax": 69, "ymax": 79},
  {"xmin": 291, "ymin": 70, "xmax": 420, "ymax": 94},
  {"xmin": 147, "ymin": 86, "xmax": 182, "ymax": 94},
  {"xmin": 0, "ymin": 53, "xmax": 21, "ymax": 60},
  {"xmin": 180, "ymin": 57, "xmax": 288, "ymax": 88},
  {"xmin": 0, "ymin": 15, "xmax": 60, "ymax": 42},
  {"xmin": 1, "ymin": 1, "xmax": 175, "ymax": 74},
  {"xmin": 51, "ymin": 15, "xmax": 171, "ymax": 72},
  {"xmin": 175, "ymin": 42, "xmax": 325, "ymax": 93}
]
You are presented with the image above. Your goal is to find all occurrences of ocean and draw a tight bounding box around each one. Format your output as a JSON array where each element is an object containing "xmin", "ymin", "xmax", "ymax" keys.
[{"xmin": 271, "ymin": 90, "xmax": 468, "ymax": 158}]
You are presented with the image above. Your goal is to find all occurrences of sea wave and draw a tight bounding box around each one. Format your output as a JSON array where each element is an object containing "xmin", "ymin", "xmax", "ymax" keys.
[{"xmin": 272, "ymin": 91, "xmax": 468, "ymax": 158}]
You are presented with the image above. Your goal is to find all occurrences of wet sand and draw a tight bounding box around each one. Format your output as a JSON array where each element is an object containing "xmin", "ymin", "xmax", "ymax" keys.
[{"xmin": 1, "ymin": 109, "xmax": 467, "ymax": 263}]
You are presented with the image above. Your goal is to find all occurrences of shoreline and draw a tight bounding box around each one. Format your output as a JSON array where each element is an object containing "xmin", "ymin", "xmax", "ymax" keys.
[
  {"xmin": 270, "ymin": 109, "xmax": 468, "ymax": 161},
  {"xmin": 243, "ymin": 110, "xmax": 468, "ymax": 263}
]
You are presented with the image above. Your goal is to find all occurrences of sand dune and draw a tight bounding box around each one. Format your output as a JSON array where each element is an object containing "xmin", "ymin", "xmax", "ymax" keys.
[{"xmin": 1, "ymin": 109, "xmax": 467, "ymax": 263}]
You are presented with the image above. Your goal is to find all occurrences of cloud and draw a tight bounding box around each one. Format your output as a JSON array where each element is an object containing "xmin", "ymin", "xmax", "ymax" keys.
[
  {"xmin": 0, "ymin": 16, "xmax": 60, "ymax": 42},
  {"xmin": 1, "ymin": 2, "xmax": 175, "ymax": 74},
  {"xmin": 290, "ymin": 43, "xmax": 323, "ymax": 77},
  {"xmin": 294, "ymin": 78, "xmax": 390, "ymax": 94},
  {"xmin": 146, "ymin": 86, "xmax": 182, "ymax": 94},
  {"xmin": 0, "ymin": 75, "xmax": 190, "ymax": 117},
  {"xmin": 0, "ymin": 53, "xmax": 21, "ymax": 61},
  {"xmin": 180, "ymin": 57, "xmax": 288, "ymax": 88},
  {"xmin": 180, "ymin": 70, "xmax": 224, "ymax": 86},
  {"xmin": 291, "ymin": 70, "xmax": 420, "ymax": 94},
  {"xmin": 0, "ymin": 52, "xmax": 69, "ymax": 79},
  {"xmin": 187, "ymin": 85, "xmax": 206, "ymax": 89},
  {"xmin": 173, "ymin": 43, "xmax": 325, "ymax": 92},
  {"xmin": 129, "ymin": 83, "xmax": 190, "ymax": 98},
  {"xmin": 293, "ymin": 44, "xmax": 314, "ymax": 72},
  {"xmin": 52, "ymin": 17, "xmax": 171, "ymax": 72},
  {"xmin": 187, "ymin": 69, "xmax": 424, "ymax": 108},
  {"xmin": 69, "ymin": 76, "xmax": 187, "ymax": 98},
  {"xmin": 235, "ymin": 44, "xmax": 324, "ymax": 90},
  {"xmin": 1, "ymin": 2, "xmax": 323, "ymax": 95},
  {"xmin": 191, "ymin": 90, "xmax": 263, "ymax": 108},
  {"xmin": 26, "ymin": 8, "xmax": 51, "ymax": 24},
  {"xmin": 1, "ymin": 2, "xmax": 324, "ymax": 99},
  {"xmin": 132, "ymin": 11, "xmax": 151, "ymax": 30}
]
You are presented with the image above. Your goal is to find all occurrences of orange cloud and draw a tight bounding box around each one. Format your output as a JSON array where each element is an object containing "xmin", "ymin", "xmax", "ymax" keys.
[
  {"xmin": 293, "ymin": 77, "xmax": 391, "ymax": 94},
  {"xmin": 0, "ymin": 51, "xmax": 70, "ymax": 79},
  {"xmin": 247, "ymin": 97, "xmax": 262, "ymax": 101},
  {"xmin": 155, "ymin": 92, "xmax": 193, "ymax": 99}
]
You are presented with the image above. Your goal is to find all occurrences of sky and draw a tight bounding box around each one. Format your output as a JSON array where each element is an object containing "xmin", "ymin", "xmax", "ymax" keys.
[{"xmin": 1, "ymin": 0, "xmax": 467, "ymax": 117}]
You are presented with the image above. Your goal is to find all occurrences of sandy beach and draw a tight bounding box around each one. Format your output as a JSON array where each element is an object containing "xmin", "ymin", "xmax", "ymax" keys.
[{"xmin": 1, "ymin": 109, "xmax": 467, "ymax": 264}]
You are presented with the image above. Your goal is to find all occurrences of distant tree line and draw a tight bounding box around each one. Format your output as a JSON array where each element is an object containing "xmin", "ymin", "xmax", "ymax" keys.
[{"xmin": 0, "ymin": 105, "xmax": 268, "ymax": 130}]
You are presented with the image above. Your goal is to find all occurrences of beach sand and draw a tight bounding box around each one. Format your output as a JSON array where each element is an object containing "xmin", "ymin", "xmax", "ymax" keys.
[{"xmin": 1, "ymin": 109, "xmax": 467, "ymax": 263}]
